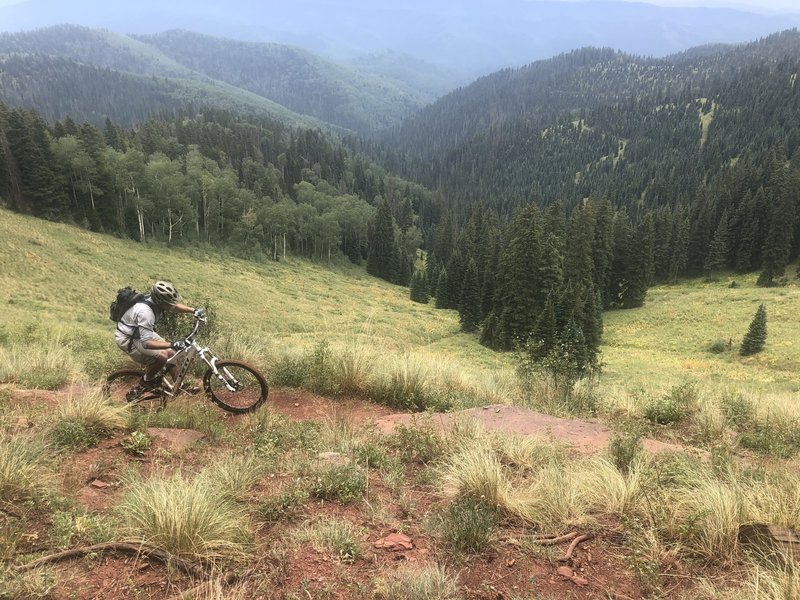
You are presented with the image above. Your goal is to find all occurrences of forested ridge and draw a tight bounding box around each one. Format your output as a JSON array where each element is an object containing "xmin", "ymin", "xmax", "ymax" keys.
[
  {"xmin": 0, "ymin": 25, "xmax": 432, "ymax": 133},
  {"xmin": 376, "ymin": 30, "xmax": 800, "ymax": 281}
]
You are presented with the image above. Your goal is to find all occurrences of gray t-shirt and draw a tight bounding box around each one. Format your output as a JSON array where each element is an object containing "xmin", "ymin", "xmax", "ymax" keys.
[{"xmin": 114, "ymin": 300, "xmax": 160, "ymax": 347}]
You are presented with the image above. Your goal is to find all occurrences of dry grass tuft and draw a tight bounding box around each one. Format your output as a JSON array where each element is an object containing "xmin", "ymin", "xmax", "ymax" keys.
[
  {"xmin": 117, "ymin": 471, "xmax": 252, "ymax": 562},
  {"xmin": 0, "ymin": 433, "xmax": 54, "ymax": 502},
  {"xmin": 376, "ymin": 563, "xmax": 459, "ymax": 599}
]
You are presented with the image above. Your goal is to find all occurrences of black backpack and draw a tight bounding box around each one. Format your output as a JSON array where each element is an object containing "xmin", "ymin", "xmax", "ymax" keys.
[{"xmin": 109, "ymin": 287, "xmax": 148, "ymax": 323}]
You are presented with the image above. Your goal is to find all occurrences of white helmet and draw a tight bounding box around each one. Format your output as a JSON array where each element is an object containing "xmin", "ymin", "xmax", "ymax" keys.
[{"xmin": 150, "ymin": 280, "xmax": 180, "ymax": 306}]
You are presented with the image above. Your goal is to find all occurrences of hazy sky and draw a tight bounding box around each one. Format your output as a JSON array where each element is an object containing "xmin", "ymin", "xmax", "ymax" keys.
[
  {"xmin": 0, "ymin": 0, "xmax": 797, "ymax": 9},
  {"xmin": 0, "ymin": 0, "xmax": 797, "ymax": 14}
]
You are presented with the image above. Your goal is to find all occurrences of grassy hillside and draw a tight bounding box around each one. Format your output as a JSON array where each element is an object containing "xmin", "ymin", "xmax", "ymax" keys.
[
  {"xmin": 2, "ymin": 207, "xmax": 800, "ymax": 402},
  {"xmin": 603, "ymin": 277, "xmax": 800, "ymax": 394},
  {"xmin": 0, "ymin": 209, "xmax": 507, "ymax": 389}
]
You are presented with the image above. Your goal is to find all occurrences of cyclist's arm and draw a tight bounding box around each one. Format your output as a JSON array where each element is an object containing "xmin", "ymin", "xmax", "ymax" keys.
[
  {"xmin": 171, "ymin": 302, "xmax": 196, "ymax": 314},
  {"xmin": 141, "ymin": 302, "xmax": 197, "ymax": 350}
]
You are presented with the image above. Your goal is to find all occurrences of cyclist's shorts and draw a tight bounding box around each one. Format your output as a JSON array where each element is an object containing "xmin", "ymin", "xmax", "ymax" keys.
[{"xmin": 122, "ymin": 335, "xmax": 165, "ymax": 365}]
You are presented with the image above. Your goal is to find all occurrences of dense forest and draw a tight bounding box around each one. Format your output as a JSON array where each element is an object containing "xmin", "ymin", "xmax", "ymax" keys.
[
  {"xmin": 3, "ymin": 28, "xmax": 800, "ymax": 363},
  {"xmin": 0, "ymin": 104, "xmax": 434, "ymax": 280}
]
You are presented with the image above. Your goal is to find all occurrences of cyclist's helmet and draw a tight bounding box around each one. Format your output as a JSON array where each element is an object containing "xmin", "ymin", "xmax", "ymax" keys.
[{"xmin": 150, "ymin": 280, "xmax": 180, "ymax": 307}]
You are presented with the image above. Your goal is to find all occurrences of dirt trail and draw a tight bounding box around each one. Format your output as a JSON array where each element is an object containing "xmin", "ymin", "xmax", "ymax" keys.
[
  {"xmin": 374, "ymin": 403, "xmax": 703, "ymax": 456},
  {"xmin": 9, "ymin": 386, "xmax": 701, "ymax": 457}
]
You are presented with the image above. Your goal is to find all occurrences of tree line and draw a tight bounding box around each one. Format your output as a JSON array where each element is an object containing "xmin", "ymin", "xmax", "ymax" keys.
[{"xmin": 0, "ymin": 103, "xmax": 432, "ymax": 270}]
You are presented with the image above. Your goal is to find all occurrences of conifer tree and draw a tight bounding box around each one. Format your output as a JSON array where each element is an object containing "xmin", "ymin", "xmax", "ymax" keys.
[
  {"xmin": 410, "ymin": 268, "xmax": 430, "ymax": 304},
  {"xmin": 459, "ymin": 258, "xmax": 481, "ymax": 332},
  {"xmin": 740, "ymin": 303, "xmax": 767, "ymax": 356},
  {"xmin": 366, "ymin": 199, "xmax": 396, "ymax": 282},
  {"xmin": 704, "ymin": 209, "xmax": 730, "ymax": 278},
  {"xmin": 530, "ymin": 295, "xmax": 557, "ymax": 357},
  {"xmin": 492, "ymin": 204, "xmax": 545, "ymax": 349},
  {"xmin": 757, "ymin": 186, "xmax": 794, "ymax": 287},
  {"xmin": 435, "ymin": 267, "xmax": 450, "ymax": 309},
  {"xmin": 440, "ymin": 248, "xmax": 465, "ymax": 310}
]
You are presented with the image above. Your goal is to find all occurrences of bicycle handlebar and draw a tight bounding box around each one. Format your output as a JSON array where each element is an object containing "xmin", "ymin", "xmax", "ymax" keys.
[{"xmin": 184, "ymin": 314, "xmax": 206, "ymax": 343}]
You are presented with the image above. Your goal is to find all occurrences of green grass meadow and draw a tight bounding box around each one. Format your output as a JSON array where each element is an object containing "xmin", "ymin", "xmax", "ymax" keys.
[{"xmin": 2, "ymin": 207, "xmax": 800, "ymax": 403}]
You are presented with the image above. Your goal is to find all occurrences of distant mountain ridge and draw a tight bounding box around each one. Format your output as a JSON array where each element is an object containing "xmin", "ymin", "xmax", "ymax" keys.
[
  {"xmin": 1, "ymin": 0, "xmax": 799, "ymax": 76},
  {"xmin": 0, "ymin": 25, "xmax": 445, "ymax": 131}
]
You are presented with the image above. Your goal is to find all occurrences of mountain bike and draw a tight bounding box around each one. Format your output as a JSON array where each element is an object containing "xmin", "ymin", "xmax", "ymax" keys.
[{"xmin": 104, "ymin": 314, "xmax": 268, "ymax": 414}]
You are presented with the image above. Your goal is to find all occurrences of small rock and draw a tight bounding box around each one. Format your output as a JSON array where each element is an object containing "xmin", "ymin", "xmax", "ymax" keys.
[
  {"xmin": 314, "ymin": 451, "xmax": 351, "ymax": 468},
  {"xmin": 572, "ymin": 575, "xmax": 589, "ymax": 586},
  {"xmin": 14, "ymin": 416, "xmax": 31, "ymax": 432},
  {"xmin": 557, "ymin": 566, "xmax": 574, "ymax": 579},
  {"xmin": 506, "ymin": 558, "xmax": 516, "ymax": 567},
  {"xmin": 374, "ymin": 533, "xmax": 413, "ymax": 551},
  {"xmin": 293, "ymin": 403, "xmax": 300, "ymax": 407},
  {"xmin": 90, "ymin": 479, "xmax": 110, "ymax": 489},
  {"xmin": 145, "ymin": 428, "xmax": 205, "ymax": 452}
]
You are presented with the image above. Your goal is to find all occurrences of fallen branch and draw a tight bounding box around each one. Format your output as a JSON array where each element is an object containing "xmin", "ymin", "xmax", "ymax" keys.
[
  {"xmin": 0, "ymin": 503, "xmax": 21, "ymax": 519},
  {"xmin": 558, "ymin": 534, "xmax": 593, "ymax": 562},
  {"xmin": 530, "ymin": 531, "xmax": 578, "ymax": 546},
  {"xmin": 13, "ymin": 541, "xmax": 204, "ymax": 577}
]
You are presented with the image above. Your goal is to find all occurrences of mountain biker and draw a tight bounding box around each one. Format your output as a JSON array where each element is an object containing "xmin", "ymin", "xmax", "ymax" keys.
[{"xmin": 114, "ymin": 280, "xmax": 204, "ymax": 395}]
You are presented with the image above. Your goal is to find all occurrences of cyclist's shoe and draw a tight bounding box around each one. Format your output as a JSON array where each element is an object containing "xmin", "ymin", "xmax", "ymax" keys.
[{"xmin": 126, "ymin": 376, "xmax": 162, "ymax": 402}]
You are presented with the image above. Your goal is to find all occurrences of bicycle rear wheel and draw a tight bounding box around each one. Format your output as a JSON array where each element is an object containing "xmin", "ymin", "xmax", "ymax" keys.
[
  {"xmin": 203, "ymin": 360, "xmax": 268, "ymax": 414},
  {"xmin": 104, "ymin": 369, "xmax": 165, "ymax": 407}
]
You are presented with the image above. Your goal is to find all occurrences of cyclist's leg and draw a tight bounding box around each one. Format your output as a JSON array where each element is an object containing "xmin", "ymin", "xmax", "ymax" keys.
[{"xmin": 129, "ymin": 339, "xmax": 168, "ymax": 384}]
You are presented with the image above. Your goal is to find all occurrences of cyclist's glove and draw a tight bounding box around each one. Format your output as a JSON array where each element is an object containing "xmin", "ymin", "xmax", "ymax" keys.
[
  {"xmin": 170, "ymin": 340, "xmax": 187, "ymax": 351},
  {"xmin": 193, "ymin": 307, "xmax": 206, "ymax": 319}
]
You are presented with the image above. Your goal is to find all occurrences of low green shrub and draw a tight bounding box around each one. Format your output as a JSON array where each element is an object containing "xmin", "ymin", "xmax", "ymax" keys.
[
  {"xmin": 309, "ymin": 463, "xmax": 367, "ymax": 504},
  {"xmin": 708, "ymin": 339, "xmax": 730, "ymax": 354},
  {"xmin": 608, "ymin": 424, "xmax": 645, "ymax": 474},
  {"xmin": 719, "ymin": 393, "xmax": 755, "ymax": 429},
  {"xmin": 51, "ymin": 420, "xmax": 98, "ymax": 450},
  {"xmin": 354, "ymin": 441, "xmax": 390, "ymax": 469},
  {"xmin": 50, "ymin": 508, "xmax": 114, "ymax": 549},
  {"xmin": 739, "ymin": 416, "xmax": 800, "ymax": 459},
  {"xmin": 644, "ymin": 382, "xmax": 698, "ymax": 425},
  {"xmin": 257, "ymin": 484, "xmax": 310, "ymax": 525},
  {"xmin": 389, "ymin": 423, "xmax": 447, "ymax": 465},
  {"xmin": 121, "ymin": 431, "xmax": 152, "ymax": 456},
  {"xmin": 433, "ymin": 496, "xmax": 498, "ymax": 554},
  {"xmin": 249, "ymin": 410, "xmax": 320, "ymax": 456}
]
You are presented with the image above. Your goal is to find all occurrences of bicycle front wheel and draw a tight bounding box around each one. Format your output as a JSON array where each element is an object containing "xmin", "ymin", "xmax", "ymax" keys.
[{"xmin": 203, "ymin": 360, "xmax": 268, "ymax": 414}]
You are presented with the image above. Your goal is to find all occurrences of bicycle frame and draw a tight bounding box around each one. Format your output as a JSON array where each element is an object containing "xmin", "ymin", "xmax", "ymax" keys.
[{"xmin": 160, "ymin": 317, "xmax": 239, "ymax": 398}]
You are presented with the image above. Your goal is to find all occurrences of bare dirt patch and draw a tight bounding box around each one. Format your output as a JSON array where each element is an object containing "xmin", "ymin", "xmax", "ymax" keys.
[{"xmin": 375, "ymin": 403, "xmax": 705, "ymax": 457}]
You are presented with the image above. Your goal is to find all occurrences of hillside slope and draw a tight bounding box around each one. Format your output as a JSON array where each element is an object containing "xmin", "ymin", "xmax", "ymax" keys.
[
  {"xmin": 2, "ymin": 208, "xmax": 799, "ymax": 394},
  {"xmin": 1, "ymin": 0, "xmax": 799, "ymax": 74},
  {"xmin": 384, "ymin": 30, "xmax": 800, "ymax": 213},
  {"xmin": 0, "ymin": 209, "xmax": 492, "ymax": 367}
]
